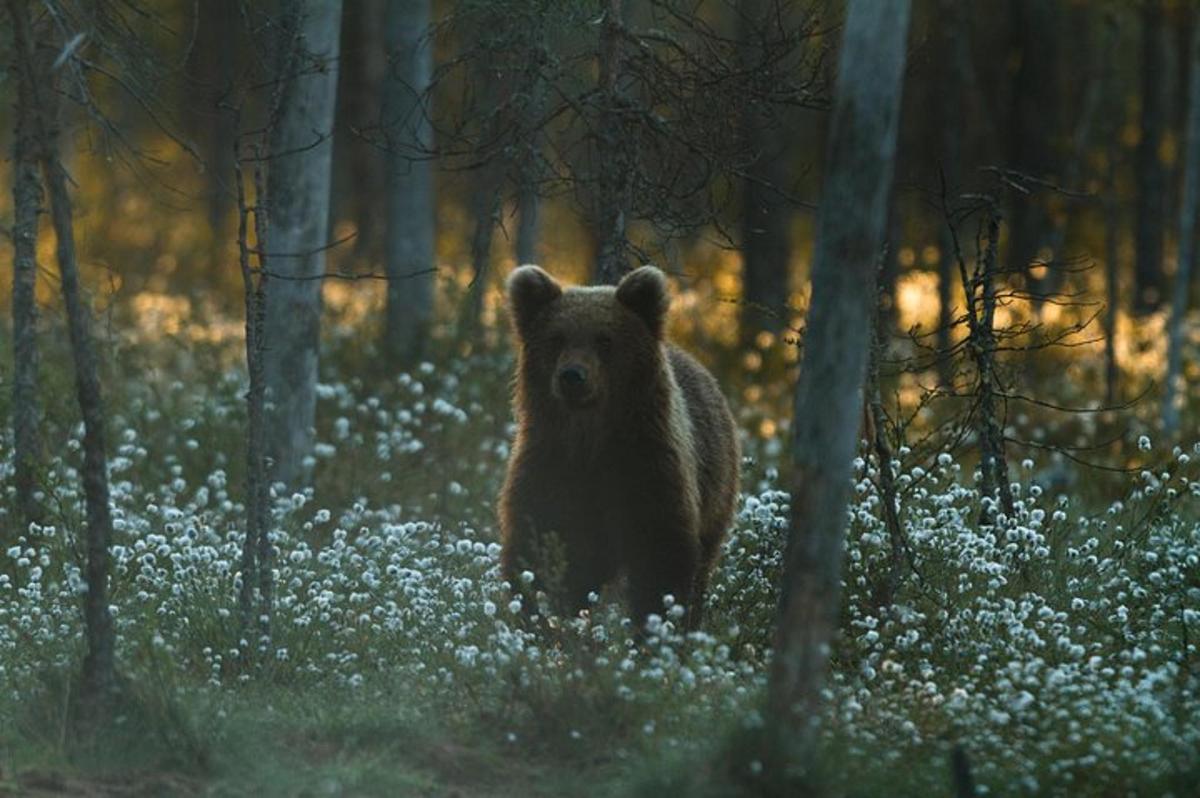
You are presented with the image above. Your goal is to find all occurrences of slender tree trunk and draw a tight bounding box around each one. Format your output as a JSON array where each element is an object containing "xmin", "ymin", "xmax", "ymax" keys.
[
  {"xmin": 383, "ymin": 0, "xmax": 435, "ymax": 364},
  {"xmin": 765, "ymin": 0, "xmax": 910, "ymax": 775},
  {"xmin": 335, "ymin": 0, "xmax": 386, "ymax": 259},
  {"xmin": 10, "ymin": 0, "xmax": 117, "ymax": 710},
  {"xmin": 516, "ymin": 155, "xmax": 541, "ymax": 265},
  {"xmin": 1103, "ymin": 158, "xmax": 1120, "ymax": 406},
  {"xmin": 186, "ymin": 0, "xmax": 238, "ymax": 258},
  {"xmin": 936, "ymin": 0, "xmax": 969, "ymax": 386},
  {"xmin": 463, "ymin": 180, "xmax": 502, "ymax": 336},
  {"xmin": 1136, "ymin": 0, "xmax": 1170, "ymax": 313},
  {"xmin": 261, "ymin": 0, "xmax": 343, "ymax": 489},
  {"xmin": 1163, "ymin": 21, "xmax": 1200, "ymax": 436},
  {"xmin": 593, "ymin": 0, "xmax": 634, "ymax": 285},
  {"xmin": 9, "ymin": 26, "xmax": 42, "ymax": 532},
  {"xmin": 738, "ymin": 0, "xmax": 791, "ymax": 346},
  {"xmin": 1006, "ymin": 0, "xmax": 1059, "ymax": 293}
]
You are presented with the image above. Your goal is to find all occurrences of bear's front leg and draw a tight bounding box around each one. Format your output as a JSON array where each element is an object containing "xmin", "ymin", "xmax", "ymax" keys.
[{"xmin": 626, "ymin": 515, "xmax": 701, "ymax": 633}]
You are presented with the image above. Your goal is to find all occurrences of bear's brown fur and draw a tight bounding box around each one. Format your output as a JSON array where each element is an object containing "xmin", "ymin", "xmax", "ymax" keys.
[{"xmin": 499, "ymin": 265, "xmax": 740, "ymax": 629}]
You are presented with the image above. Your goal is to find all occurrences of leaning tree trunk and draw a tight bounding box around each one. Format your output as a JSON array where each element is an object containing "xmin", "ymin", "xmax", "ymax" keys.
[
  {"xmin": 765, "ymin": 0, "xmax": 911, "ymax": 776},
  {"xmin": 1162, "ymin": 21, "xmax": 1200, "ymax": 436},
  {"xmin": 10, "ymin": 0, "xmax": 118, "ymax": 712},
  {"xmin": 261, "ymin": 0, "xmax": 343, "ymax": 489},
  {"xmin": 1135, "ymin": 0, "xmax": 1170, "ymax": 314},
  {"xmin": 9, "ymin": 19, "xmax": 42, "ymax": 534},
  {"xmin": 382, "ymin": 0, "xmax": 435, "ymax": 365}
]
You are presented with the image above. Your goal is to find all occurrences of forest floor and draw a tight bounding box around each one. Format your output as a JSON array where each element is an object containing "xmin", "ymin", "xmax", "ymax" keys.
[{"xmin": 1, "ymin": 332, "xmax": 1198, "ymax": 796}]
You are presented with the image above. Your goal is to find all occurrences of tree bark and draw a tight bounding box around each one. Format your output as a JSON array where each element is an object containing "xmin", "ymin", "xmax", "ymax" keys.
[
  {"xmin": 1006, "ymin": 0, "xmax": 1060, "ymax": 290},
  {"xmin": 1163, "ymin": 21, "xmax": 1200, "ymax": 436},
  {"xmin": 186, "ymin": 0, "xmax": 238, "ymax": 258},
  {"xmin": 382, "ymin": 0, "xmax": 435, "ymax": 365},
  {"xmin": 9, "ymin": 21, "xmax": 42, "ymax": 533},
  {"xmin": 1135, "ymin": 0, "xmax": 1170, "ymax": 313},
  {"xmin": 592, "ymin": 0, "xmax": 634, "ymax": 285},
  {"xmin": 766, "ymin": 0, "xmax": 910, "ymax": 773},
  {"xmin": 10, "ymin": 0, "xmax": 117, "ymax": 710},
  {"xmin": 738, "ymin": 0, "xmax": 792, "ymax": 346},
  {"xmin": 516, "ymin": 151, "xmax": 542, "ymax": 265},
  {"xmin": 935, "ymin": 0, "xmax": 969, "ymax": 386},
  {"xmin": 335, "ymin": 0, "xmax": 386, "ymax": 259},
  {"xmin": 261, "ymin": 0, "xmax": 343, "ymax": 489}
]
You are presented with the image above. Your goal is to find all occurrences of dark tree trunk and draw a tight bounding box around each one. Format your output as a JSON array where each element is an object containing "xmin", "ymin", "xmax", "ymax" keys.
[
  {"xmin": 383, "ymin": 0, "xmax": 435, "ymax": 364},
  {"xmin": 186, "ymin": 0, "xmax": 238, "ymax": 262},
  {"xmin": 9, "ymin": 24, "xmax": 43, "ymax": 533},
  {"xmin": 936, "ymin": 0, "xmax": 970, "ymax": 386},
  {"xmin": 10, "ymin": 0, "xmax": 117, "ymax": 711},
  {"xmin": 1006, "ymin": 0, "xmax": 1059, "ymax": 289},
  {"xmin": 261, "ymin": 0, "xmax": 343, "ymax": 489},
  {"xmin": 592, "ymin": 0, "xmax": 634, "ymax": 285},
  {"xmin": 1163, "ymin": 20, "xmax": 1200, "ymax": 436},
  {"xmin": 1135, "ymin": 0, "xmax": 1170, "ymax": 313},
  {"xmin": 335, "ymin": 0, "xmax": 386, "ymax": 259},
  {"xmin": 516, "ymin": 154, "xmax": 541, "ymax": 265},
  {"xmin": 738, "ymin": 0, "xmax": 792, "ymax": 346},
  {"xmin": 765, "ymin": 0, "xmax": 910, "ymax": 772}
]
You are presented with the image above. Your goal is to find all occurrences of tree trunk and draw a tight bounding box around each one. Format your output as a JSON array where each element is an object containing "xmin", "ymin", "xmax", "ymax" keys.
[
  {"xmin": 186, "ymin": 0, "xmax": 238, "ymax": 258},
  {"xmin": 592, "ymin": 0, "xmax": 633, "ymax": 285},
  {"xmin": 738, "ymin": 0, "xmax": 791, "ymax": 346},
  {"xmin": 1006, "ymin": 0, "xmax": 1059, "ymax": 291},
  {"xmin": 936, "ymin": 0, "xmax": 970, "ymax": 386},
  {"xmin": 10, "ymin": 0, "xmax": 118, "ymax": 711},
  {"xmin": 261, "ymin": 0, "xmax": 343, "ymax": 490},
  {"xmin": 1103, "ymin": 159, "xmax": 1120, "ymax": 406},
  {"xmin": 1135, "ymin": 0, "xmax": 1170, "ymax": 313},
  {"xmin": 765, "ymin": 0, "xmax": 910, "ymax": 774},
  {"xmin": 382, "ymin": 0, "xmax": 435, "ymax": 365},
  {"xmin": 1163, "ymin": 21, "xmax": 1200, "ymax": 436},
  {"xmin": 9, "ymin": 23, "xmax": 42, "ymax": 533},
  {"xmin": 516, "ymin": 153, "xmax": 541, "ymax": 265},
  {"xmin": 335, "ymin": 0, "xmax": 386, "ymax": 259}
]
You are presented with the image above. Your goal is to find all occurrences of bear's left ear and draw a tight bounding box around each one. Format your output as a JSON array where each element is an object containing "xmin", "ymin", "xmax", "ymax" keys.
[
  {"xmin": 507, "ymin": 265, "xmax": 562, "ymax": 337},
  {"xmin": 616, "ymin": 265, "xmax": 670, "ymax": 338}
]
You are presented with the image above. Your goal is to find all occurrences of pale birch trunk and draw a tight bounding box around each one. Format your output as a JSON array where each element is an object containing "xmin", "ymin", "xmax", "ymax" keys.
[
  {"xmin": 261, "ymin": 0, "xmax": 343, "ymax": 489},
  {"xmin": 765, "ymin": 0, "xmax": 910, "ymax": 772}
]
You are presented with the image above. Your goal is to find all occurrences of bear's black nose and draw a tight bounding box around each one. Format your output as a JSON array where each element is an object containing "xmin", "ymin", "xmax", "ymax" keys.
[{"xmin": 558, "ymin": 365, "xmax": 588, "ymax": 389}]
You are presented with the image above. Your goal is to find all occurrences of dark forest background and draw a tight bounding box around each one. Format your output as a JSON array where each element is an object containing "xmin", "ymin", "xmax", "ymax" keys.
[{"xmin": 0, "ymin": 1, "xmax": 1198, "ymax": 796}]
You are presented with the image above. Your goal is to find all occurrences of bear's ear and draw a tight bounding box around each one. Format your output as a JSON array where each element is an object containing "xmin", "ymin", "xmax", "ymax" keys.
[
  {"xmin": 616, "ymin": 265, "xmax": 670, "ymax": 338},
  {"xmin": 507, "ymin": 265, "xmax": 562, "ymax": 336}
]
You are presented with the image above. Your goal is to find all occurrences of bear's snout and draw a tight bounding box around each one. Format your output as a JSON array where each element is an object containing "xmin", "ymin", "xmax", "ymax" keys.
[{"xmin": 555, "ymin": 363, "xmax": 594, "ymax": 406}]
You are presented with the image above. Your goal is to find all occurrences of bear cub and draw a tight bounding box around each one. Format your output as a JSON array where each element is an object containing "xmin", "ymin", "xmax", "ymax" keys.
[{"xmin": 499, "ymin": 265, "xmax": 739, "ymax": 629}]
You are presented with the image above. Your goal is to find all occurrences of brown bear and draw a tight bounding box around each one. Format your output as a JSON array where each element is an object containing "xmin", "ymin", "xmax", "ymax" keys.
[{"xmin": 498, "ymin": 264, "xmax": 740, "ymax": 630}]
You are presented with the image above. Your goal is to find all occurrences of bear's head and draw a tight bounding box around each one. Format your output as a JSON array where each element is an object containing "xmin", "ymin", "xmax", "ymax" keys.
[{"xmin": 506, "ymin": 265, "xmax": 670, "ymax": 414}]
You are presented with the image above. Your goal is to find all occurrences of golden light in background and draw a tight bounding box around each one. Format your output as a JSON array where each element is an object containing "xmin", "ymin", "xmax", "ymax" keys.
[
  {"xmin": 755, "ymin": 330, "xmax": 775, "ymax": 350},
  {"xmin": 758, "ymin": 418, "xmax": 777, "ymax": 439},
  {"xmin": 742, "ymin": 351, "xmax": 762, "ymax": 372}
]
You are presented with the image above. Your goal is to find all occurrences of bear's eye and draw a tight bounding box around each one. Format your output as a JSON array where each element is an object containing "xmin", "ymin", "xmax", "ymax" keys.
[{"xmin": 595, "ymin": 333, "xmax": 613, "ymax": 353}]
